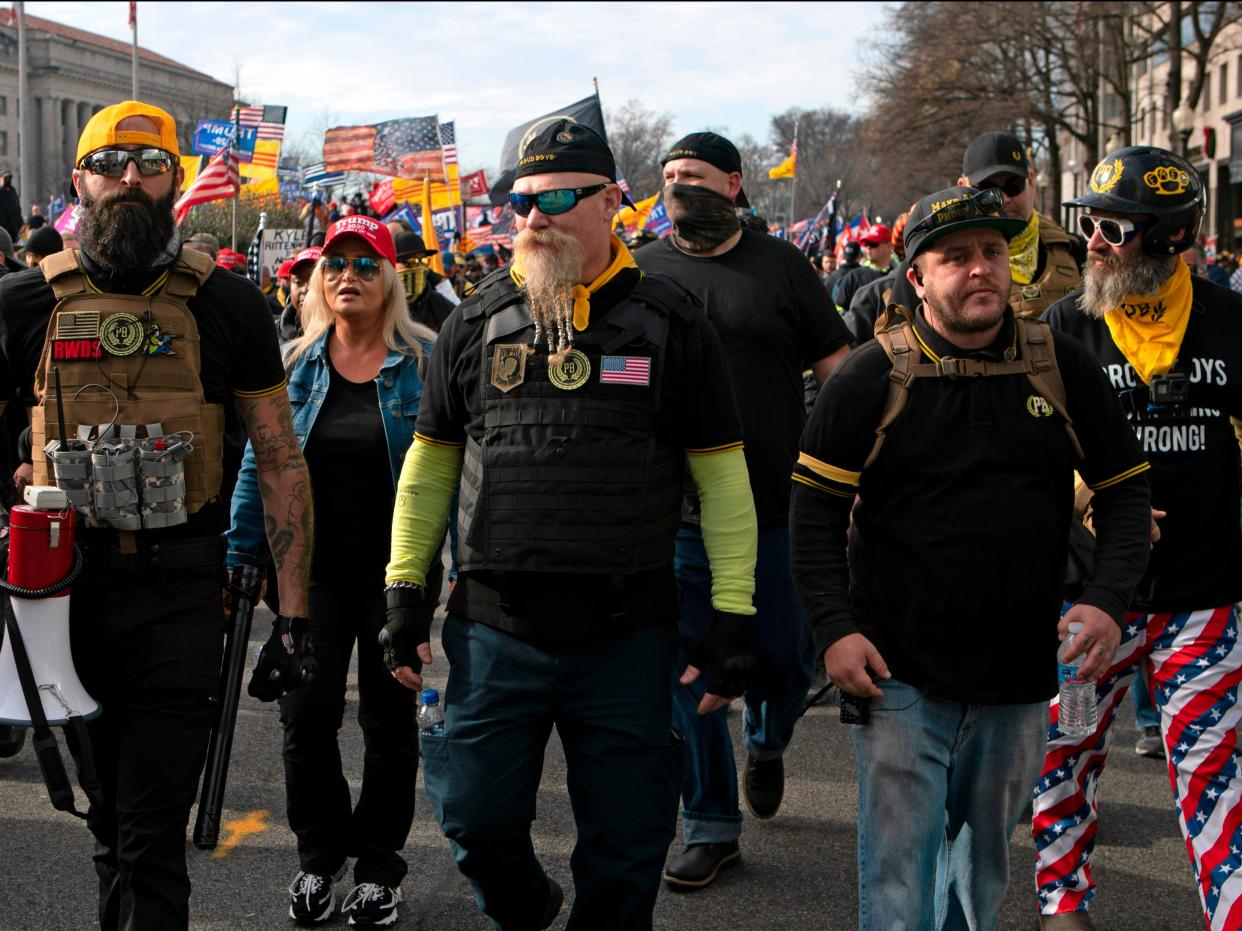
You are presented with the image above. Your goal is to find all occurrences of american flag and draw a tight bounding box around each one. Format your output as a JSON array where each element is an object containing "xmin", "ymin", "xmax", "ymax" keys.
[
  {"xmin": 600, "ymin": 355, "xmax": 651, "ymax": 386},
  {"xmin": 439, "ymin": 121, "xmax": 457, "ymax": 166},
  {"xmin": 302, "ymin": 162, "xmax": 345, "ymax": 187},
  {"xmin": 233, "ymin": 105, "xmax": 287, "ymax": 141},
  {"xmin": 323, "ymin": 116, "xmax": 445, "ymax": 180},
  {"xmin": 173, "ymin": 146, "xmax": 239, "ymax": 225}
]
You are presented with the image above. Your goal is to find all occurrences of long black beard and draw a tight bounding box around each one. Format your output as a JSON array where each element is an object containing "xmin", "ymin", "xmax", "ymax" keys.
[{"xmin": 78, "ymin": 186, "xmax": 177, "ymax": 271}]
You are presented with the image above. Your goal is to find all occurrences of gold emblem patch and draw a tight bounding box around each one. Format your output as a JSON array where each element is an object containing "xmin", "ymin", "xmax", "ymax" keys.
[
  {"xmin": 1143, "ymin": 165, "xmax": 1190, "ymax": 196},
  {"xmin": 1090, "ymin": 158, "xmax": 1124, "ymax": 194},
  {"xmin": 1026, "ymin": 395, "xmax": 1054, "ymax": 418},
  {"xmin": 98, "ymin": 313, "xmax": 144, "ymax": 356},
  {"xmin": 490, "ymin": 344, "xmax": 528, "ymax": 393},
  {"xmin": 548, "ymin": 349, "xmax": 591, "ymax": 390}
]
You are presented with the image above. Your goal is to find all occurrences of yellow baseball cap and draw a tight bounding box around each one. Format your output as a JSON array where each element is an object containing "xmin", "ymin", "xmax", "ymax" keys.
[{"xmin": 75, "ymin": 100, "xmax": 180, "ymax": 164}]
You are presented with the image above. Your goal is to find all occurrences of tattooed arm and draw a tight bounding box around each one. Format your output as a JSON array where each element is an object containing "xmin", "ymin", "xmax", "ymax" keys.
[{"xmin": 234, "ymin": 389, "xmax": 312, "ymax": 617}]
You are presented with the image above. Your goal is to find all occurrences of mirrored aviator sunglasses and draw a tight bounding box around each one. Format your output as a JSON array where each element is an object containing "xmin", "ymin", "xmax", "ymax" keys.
[
  {"xmin": 78, "ymin": 148, "xmax": 175, "ymax": 177},
  {"xmin": 508, "ymin": 183, "xmax": 608, "ymax": 217},
  {"xmin": 1076, "ymin": 213, "xmax": 1152, "ymax": 247},
  {"xmin": 321, "ymin": 256, "xmax": 382, "ymax": 281}
]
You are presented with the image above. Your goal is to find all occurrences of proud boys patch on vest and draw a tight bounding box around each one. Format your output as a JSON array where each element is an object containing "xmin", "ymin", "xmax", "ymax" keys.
[
  {"xmin": 548, "ymin": 349, "xmax": 591, "ymax": 390},
  {"xmin": 490, "ymin": 344, "xmax": 527, "ymax": 392},
  {"xmin": 99, "ymin": 312, "xmax": 144, "ymax": 357}
]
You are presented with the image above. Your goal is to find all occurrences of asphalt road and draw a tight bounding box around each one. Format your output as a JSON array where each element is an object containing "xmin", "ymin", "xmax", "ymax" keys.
[{"xmin": 0, "ymin": 606, "xmax": 1206, "ymax": 931}]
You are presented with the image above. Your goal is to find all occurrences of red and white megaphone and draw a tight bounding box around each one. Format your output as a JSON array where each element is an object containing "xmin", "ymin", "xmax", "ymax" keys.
[{"xmin": 0, "ymin": 486, "xmax": 99, "ymax": 726}]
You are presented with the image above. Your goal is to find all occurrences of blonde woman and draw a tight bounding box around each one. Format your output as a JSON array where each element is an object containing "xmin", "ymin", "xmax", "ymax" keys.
[{"xmin": 227, "ymin": 217, "xmax": 436, "ymax": 928}]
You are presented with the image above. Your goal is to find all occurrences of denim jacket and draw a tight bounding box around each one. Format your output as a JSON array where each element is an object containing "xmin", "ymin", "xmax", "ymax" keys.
[{"xmin": 225, "ymin": 330, "xmax": 431, "ymax": 567}]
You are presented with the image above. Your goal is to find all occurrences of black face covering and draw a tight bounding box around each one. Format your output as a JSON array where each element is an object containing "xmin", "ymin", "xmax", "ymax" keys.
[
  {"xmin": 78, "ymin": 185, "xmax": 178, "ymax": 271},
  {"xmin": 664, "ymin": 183, "xmax": 739, "ymax": 253}
]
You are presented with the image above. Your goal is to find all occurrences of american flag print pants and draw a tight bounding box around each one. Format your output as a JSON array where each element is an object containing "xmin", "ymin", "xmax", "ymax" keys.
[{"xmin": 1032, "ymin": 604, "xmax": 1242, "ymax": 931}]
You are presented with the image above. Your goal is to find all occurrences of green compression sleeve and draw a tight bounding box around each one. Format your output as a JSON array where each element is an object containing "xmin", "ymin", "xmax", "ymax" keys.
[
  {"xmin": 687, "ymin": 447, "xmax": 757, "ymax": 615},
  {"xmin": 385, "ymin": 436, "xmax": 464, "ymax": 587}
]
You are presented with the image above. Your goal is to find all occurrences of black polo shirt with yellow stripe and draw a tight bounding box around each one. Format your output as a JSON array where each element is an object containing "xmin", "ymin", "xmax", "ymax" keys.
[{"xmin": 792, "ymin": 305, "xmax": 1150, "ymax": 703}]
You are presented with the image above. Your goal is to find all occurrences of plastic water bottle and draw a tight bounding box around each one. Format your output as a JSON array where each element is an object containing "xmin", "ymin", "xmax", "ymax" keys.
[
  {"xmin": 417, "ymin": 689, "xmax": 445, "ymax": 737},
  {"xmin": 1057, "ymin": 622, "xmax": 1099, "ymax": 737}
]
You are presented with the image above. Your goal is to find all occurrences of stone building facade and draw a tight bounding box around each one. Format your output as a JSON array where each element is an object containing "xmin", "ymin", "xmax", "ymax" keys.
[{"xmin": 0, "ymin": 13, "xmax": 233, "ymax": 206}]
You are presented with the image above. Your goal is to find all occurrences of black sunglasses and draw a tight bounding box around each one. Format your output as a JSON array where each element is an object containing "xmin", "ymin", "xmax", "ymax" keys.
[
  {"xmin": 508, "ymin": 184, "xmax": 608, "ymax": 217},
  {"xmin": 321, "ymin": 256, "xmax": 383, "ymax": 281},
  {"xmin": 78, "ymin": 148, "xmax": 175, "ymax": 178},
  {"xmin": 978, "ymin": 174, "xmax": 1027, "ymax": 198}
]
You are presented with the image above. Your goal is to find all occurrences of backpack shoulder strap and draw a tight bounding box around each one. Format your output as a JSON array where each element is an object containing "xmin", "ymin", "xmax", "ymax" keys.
[
  {"xmin": 1017, "ymin": 317, "xmax": 1085, "ymax": 459},
  {"xmin": 161, "ymin": 248, "xmax": 216, "ymax": 299},
  {"xmin": 866, "ymin": 309, "xmax": 922, "ymax": 468}
]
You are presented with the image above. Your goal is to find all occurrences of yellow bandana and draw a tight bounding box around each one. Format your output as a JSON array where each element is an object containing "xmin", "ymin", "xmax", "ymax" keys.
[
  {"xmin": 1102, "ymin": 259, "xmax": 1193, "ymax": 384},
  {"xmin": 1008, "ymin": 211, "xmax": 1040, "ymax": 286},
  {"xmin": 510, "ymin": 235, "xmax": 638, "ymax": 331}
]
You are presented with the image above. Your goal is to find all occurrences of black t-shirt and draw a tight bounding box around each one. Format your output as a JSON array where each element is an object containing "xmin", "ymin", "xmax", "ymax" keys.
[
  {"xmin": 304, "ymin": 353, "xmax": 391, "ymax": 586},
  {"xmin": 793, "ymin": 307, "xmax": 1151, "ymax": 703},
  {"xmin": 636, "ymin": 231, "xmax": 851, "ymax": 526},
  {"xmin": 0, "ymin": 251, "xmax": 287, "ymax": 537},
  {"xmin": 417, "ymin": 265, "xmax": 744, "ymax": 639},
  {"xmin": 1044, "ymin": 276, "xmax": 1242, "ymax": 611}
]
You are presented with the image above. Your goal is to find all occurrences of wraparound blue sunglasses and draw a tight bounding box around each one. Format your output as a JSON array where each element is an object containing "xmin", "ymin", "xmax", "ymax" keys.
[{"xmin": 508, "ymin": 184, "xmax": 608, "ymax": 217}]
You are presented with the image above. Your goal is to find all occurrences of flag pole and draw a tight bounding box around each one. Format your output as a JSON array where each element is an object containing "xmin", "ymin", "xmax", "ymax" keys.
[
  {"xmin": 788, "ymin": 122, "xmax": 798, "ymax": 232},
  {"xmin": 230, "ymin": 102, "xmax": 240, "ymax": 252},
  {"xmin": 16, "ymin": 1, "xmax": 31, "ymax": 205},
  {"xmin": 130, "ymin": 2, "xmax": 138, "ymax": 98}
]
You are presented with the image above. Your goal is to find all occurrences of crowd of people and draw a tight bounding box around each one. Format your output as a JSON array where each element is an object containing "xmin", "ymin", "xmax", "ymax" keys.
[{"xmin": 0, "ymin": 98, "xmax": 1239, "ymax": 931}]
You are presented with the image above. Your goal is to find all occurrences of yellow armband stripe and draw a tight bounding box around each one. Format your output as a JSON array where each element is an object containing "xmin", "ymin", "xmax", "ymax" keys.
[
  {"xmin": 413, "ymin": 431, "xmax": 466, "ymax": 449},
  {"xmin": 233, "ymin": 379, "xmax": 288, "ymax": 399},
  {"xmin": 792, "ymin": 472, "xmax": 854, "ymax": 497},
  {"xmin": 686, "ymin": 441, "xmax": 745, "ymax": 457},
  {"xmin": 796, "ymin": 452, "xmax": 861, "ymax": 487},
  {"xmin": 1089, "ymin": 461, "xmax": 1150, "ymax": 492}
]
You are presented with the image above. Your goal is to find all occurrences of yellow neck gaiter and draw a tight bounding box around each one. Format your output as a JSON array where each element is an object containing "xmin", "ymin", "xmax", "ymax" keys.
[
  {"xmin": 1102, "ymin": 259, "xmax": 1193, "ymax": 384},
  {"xmin": 511, "ymin": 235, "xmax": 639, "ymax": 332},
  {"xmin": 1008, "ymin": 211, "xmax": 1040, "ymax": 286}
]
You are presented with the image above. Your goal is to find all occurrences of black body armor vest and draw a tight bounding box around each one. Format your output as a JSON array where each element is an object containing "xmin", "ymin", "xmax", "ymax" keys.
[{"xmin": 457, "ymin": 272, "xmax": 693, "ymax": 575}]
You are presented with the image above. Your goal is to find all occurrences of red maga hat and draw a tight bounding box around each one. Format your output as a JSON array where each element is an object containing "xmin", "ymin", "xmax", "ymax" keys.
[
  {"xmin": 322, "ymin": 216, "xmax": 396, "ymax": 264},
  {"xmin": 861, "ymin": 224, "xmax": 892, "ymax": 246}
]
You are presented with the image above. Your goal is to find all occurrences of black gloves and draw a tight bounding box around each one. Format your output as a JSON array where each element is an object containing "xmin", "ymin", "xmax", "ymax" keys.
[
  {"xmin": 699, "ymin": 612, "xmax": 756, "ymax": 698},
  {"xmin": 248, "ymin": 614, "xmax": 316, "ymax": 701},
  {"xmin": 379, "ymin": 584, "xmax": 428, "ymax": 673}
]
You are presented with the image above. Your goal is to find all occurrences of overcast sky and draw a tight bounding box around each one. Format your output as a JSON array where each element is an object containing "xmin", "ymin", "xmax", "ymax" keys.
[{"xmin": 31, "ymin": 1, "xmax": 890, "ymax": 174}]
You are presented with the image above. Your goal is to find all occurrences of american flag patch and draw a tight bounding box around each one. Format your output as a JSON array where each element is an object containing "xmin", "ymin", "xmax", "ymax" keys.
[
  {"xmin": 600, "ymin": 355, "xmax": 651, "ymax": 386},
  {"xmin": 56, "ymin": 311, "xmax": 100, "ymax": 339}
]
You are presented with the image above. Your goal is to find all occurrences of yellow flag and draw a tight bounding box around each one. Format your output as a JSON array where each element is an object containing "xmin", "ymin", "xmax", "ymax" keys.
[
  {"xmin": 240, "ymin": 177, "xmax": 280, "ymax": 200},
  {"xmin": 393, "ymin": 177, "xmax": 456, "ymax": 211},
  {"xmin": 768, "ymin": 152, "xmax": 796, "ymax": 179},
  {"xmin": 422, "ymin": 178, "xmax": 445, "ymax": 276},
  {"xmin": 240, "ymin": 140, "xmax": 281, "ymax": 182},
  {"xmin": 617, "ymin": 192, "xmax": 659, "ymax": 232},
  {"xmin": 179, "ymin": 154, "xmax": 202, "ymax": 192}
]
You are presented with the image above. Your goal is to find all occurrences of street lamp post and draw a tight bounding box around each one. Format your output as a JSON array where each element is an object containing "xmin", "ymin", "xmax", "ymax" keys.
[{"xmin": 1172, "ymin": 103, "xmax": 1196, "ymax": 159}]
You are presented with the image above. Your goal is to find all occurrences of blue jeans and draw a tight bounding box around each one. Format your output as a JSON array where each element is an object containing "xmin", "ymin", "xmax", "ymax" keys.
[
  {"xmin": 852, "ymin": 679, "xmax": 1047, "ymax": 931},
  {"xmin": 421, "ymin": 615, "xmax": 684, "ymax": 931},
  {"xmin": 672, "ymin": 523, "xmax": 815, "ymax": 845}
]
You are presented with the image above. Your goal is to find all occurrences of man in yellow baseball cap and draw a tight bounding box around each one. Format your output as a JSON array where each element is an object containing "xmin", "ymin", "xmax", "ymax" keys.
[{"xmin": 75, "ymin": 99, "xmax": 180, "ymax": 164}]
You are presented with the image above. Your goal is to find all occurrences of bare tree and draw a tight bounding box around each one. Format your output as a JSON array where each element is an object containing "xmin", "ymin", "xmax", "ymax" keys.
[{"xmin": 605, "ymin": 100, "xmax": 675, "ymax": 198}]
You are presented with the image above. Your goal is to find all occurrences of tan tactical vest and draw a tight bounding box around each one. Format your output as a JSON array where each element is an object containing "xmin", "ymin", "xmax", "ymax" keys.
[
  {"xmin": 1010, "ymin": 213, "xmax": 1082, "ymax": 319},
  {"xmin": 31, "ymin": 249, "xmax": 224, "ymax": 518}
]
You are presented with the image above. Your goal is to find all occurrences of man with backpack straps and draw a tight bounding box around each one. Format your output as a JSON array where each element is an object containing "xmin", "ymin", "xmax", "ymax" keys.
[{"xmin": 790, "ymin": 184, "xmax": 1152, "ymax": 931}]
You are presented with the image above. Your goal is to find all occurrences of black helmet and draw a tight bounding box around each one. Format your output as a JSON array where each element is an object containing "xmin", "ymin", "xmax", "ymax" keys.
[{"xmin": 1066, "ymin": 146, "xmax": 1203, "ymax": 257}]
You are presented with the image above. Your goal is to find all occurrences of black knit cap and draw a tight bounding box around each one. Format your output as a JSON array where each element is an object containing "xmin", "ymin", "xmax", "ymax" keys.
[
  {"xmin": 661, "ymin": 131, "xmax": 750, "ymax": 208},
  {"xmin": 515, "ymin": 119, "xmax": 634, "ymax": 207}
]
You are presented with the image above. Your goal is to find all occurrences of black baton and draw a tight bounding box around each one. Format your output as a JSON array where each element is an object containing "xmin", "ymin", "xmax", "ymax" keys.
[{"xmin": 194, "ymin": 563, "xmax": 262, "ymax": 850}]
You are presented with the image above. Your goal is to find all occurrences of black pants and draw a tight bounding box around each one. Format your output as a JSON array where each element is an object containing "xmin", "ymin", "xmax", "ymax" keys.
[
  {"xmin": 277, "ymin": 576, "xmax": 429, "ymax": 887},
  {"xmin": 69, "ymin": 551, "xmax": 225, "ymax": 931}
]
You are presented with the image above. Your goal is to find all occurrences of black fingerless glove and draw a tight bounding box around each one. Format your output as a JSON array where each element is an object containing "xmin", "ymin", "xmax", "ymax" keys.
[
  {"xmin": 699, "ymin": 611, "xmax": 756, "ymax": 699},
  {"xmin": 379, "ymin": 584, "xmax": 428, "ymax": 673},
  {"xmin": 248, "ymin": 614, "xmax": 316, "ymax": 702}
]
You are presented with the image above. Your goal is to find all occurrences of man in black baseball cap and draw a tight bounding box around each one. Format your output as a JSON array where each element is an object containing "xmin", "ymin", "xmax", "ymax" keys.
[
  {"xmin": 958, "ymin": 131, "xmax": 1081, "ymax": 318},
  {"xmin": 385, "ymin": 112, "xmax": 758, "ymax": 928},
  {"xmin": 637, "ymin": 127, "xmax": 853, "ymax": 891}
]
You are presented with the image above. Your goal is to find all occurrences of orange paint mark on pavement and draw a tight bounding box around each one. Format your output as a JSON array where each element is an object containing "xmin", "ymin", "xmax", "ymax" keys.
[{"xmin": 211, "ymin": 809, "xmax": 269, "ymax": 859}]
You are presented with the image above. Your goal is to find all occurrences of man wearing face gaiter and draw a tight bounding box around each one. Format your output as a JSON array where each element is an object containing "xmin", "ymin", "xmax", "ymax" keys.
[{"xmin": 635, "ymin": 131, "xmax": 853, "ymax": 889}]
